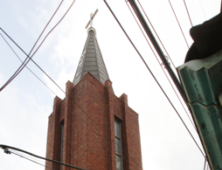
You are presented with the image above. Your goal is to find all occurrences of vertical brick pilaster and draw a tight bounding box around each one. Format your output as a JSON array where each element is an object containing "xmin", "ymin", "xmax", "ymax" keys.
[
  {"xmin": 46, "ymin": 96, "xmax": 62, "ymax": 170},
  {"xmin": 120, "ymin": 93, "xmax": 130, "ymax": 170},
  {"xmin": 105, "ymin": 80, "xmax": 115, "ymax": 170},
  {"xmin": 63, "ymin": 81, "xmax": 75, "ymax": 170}
]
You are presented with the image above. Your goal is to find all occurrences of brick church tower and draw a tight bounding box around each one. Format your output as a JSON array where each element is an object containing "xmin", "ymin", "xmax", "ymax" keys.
[{"xmin": 45, "ymin": 26, "xmax": 143, "ymax": 170}]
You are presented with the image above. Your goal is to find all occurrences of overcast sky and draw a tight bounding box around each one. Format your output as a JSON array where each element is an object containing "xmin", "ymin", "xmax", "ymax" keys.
[{"xmin": 0, "ymin": 0, "xmax": 221, "ymax": 170}]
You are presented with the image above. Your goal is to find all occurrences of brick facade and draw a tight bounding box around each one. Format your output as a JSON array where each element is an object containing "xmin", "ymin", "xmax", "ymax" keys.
[{"xmin": 45, "ymin": 72, "xmax": 143, "ymax": 170}]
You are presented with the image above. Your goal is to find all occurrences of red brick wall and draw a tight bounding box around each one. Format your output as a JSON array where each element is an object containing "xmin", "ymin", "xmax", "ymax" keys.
[
  {"xmin": 45, "ymin": 96, "xmax": 62, "ymax": 170},
  {"xmin": 125, "ymin": 107, "xmax": 142, "ymax": 170},
  {"xmin": 45, "ymin": 73, "xmax": 143, "ymax": 170}
]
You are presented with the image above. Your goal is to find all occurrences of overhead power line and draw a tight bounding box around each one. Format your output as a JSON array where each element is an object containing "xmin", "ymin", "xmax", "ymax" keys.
[
  {"xmin": 203, "ymin": 157, "xmax": 207, "ymax": 170},
  {"xmin": 127, "ymin": 0, "xmax": 188, "ymax": 104},
  {"xmin": 0, "ymin": 0, "xmax": 65, "ymax": 91},
  {"xmin": 135, "ymin": 0, "xmax": 177, "ymax": 70},
  {"xmin": 0, "ymin": 30, "xmax": 64, "ymax": 95},
  {"xmin": 103, "ymin": 0, "xmax": 205, "ymax": 157},
  {"xmin": 125, "ymin": 1, "xmax": 196, "ymax": 129},
  {"xmin": 0, "ymin": 33, "xmax": 57, "ymax": 96},
  {"xmin": 183, "ymin": 0, "xmax": 193, "ymax": 27},
  {"xmin": 12, "ymin": 150, "xmax": 47, "ymax": 165},
  {"xmin": 0, "ymin": 0, "xmax": 76, "ymax": 92},
  {"xmin": 12, "ymin": 151, "xmax": 48, "ymax": 169},
  {"xmin": 168, "ymin": 0, "xmax": 190, "ymax": 49},
  {"xmin": 0, "ymin": 144, "xmax": 87, "ymax": 170},
  {"xmin": 198, "ymin": 0, "xmax": 206, "ymax": 20}
]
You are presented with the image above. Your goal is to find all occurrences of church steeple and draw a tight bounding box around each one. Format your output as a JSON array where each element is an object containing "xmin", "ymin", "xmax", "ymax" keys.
[
  {"xmin": 46, "ymin": 10, "xmax": 143, "ymax": 170},
  {"xmin": 73, "ymin": 10, "xmax": 109, "ymax": 85}
]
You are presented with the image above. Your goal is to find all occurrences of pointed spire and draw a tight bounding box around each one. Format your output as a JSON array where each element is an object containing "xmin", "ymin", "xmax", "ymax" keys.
[
  {"xmin": 73, "ymin": 10, "xmax": 110, "ymax": 85},
  {"xmin": 73, "ymin": 27, "xmax": 110, "ymax": 85}
]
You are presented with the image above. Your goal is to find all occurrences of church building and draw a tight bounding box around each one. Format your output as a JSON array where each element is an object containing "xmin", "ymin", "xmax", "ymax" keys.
[{"xmin": 45, "ymin": 15, "xmax": 143, "ymax": 170}]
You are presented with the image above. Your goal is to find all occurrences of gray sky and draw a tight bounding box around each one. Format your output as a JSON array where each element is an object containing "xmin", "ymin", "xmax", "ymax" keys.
[{"xmin": 0, "ymin": 0, "xmax": 220, "ymax": 169}]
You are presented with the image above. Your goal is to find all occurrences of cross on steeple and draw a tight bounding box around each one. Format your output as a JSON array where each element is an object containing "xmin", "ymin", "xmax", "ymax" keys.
[
  {"xmin": 85, "ymin": 9, "xmax": 98, "ymax": 29},
  {"xmin": 73, "ymin": 9, "xmax": 109, "ymax": 85}
]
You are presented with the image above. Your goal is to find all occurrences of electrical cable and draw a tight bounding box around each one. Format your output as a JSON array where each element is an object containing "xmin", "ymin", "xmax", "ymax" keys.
[
  {"xmin": 125, "ymin": 0, "xmax": 196, "ymax": 135},
  {"xmin": 104, "ymin": 0, "xmax": 205, "ymax": 157},
  {"xmin": 198, "ymin": 0, "xmax": 206, "ymax": 20},
  {"xmin": 0, "ymin": 28, "xmax": 65, "ymax": 95},
  {"xmin": 0, "ymin": 0, "xmax": 65, "ymax": 92},
  {"xmin": 126, "ymin": 1, "xmax": 196, "ymax": 129},
  {"xmin": 25, "ymin": 0, "xmax": 76, "ymax": 61},
  {"xmin": 14, "ymin": 150, "xmax": 107, "ymax": 170},
  {"xmin": 168, "ymin": 0, "xmax": 190, "ymax": 48},
  {"xmin": 135, "ymin": 0, "xmax": 177, "ymax": 70},
  {"xmin": 12, "ymin": 142, "xmax": 109, "ymax": 170},
  {"xmin": 126, "ymin": 0, "xmax": 210, "ymax": 162},
  {"xmin": 183, "ymin": 0, "xmax": 193, "ymax": 26},
  {"xmin": 12, "ymin": 150, "xmax": 46, "ymax": 165},
  {"xmin": 11, "ymin": 151, "xmax": 49, "ymax": 169},
  {"xmin": 1, "ymin": 0, "xmax": 76, "ymax": 92},
  {"xmin": 203, "ymin": 157, "xmax": 207, "ymax": 170},
  {"xmin": 0, "ymin": 145, "xmax": 87, "ymax": 170},
  {"xmin": 207, "ymin": 163, "xmax": 209, "ymax": 170},
  {"xmin": 127, "ymin": 0, "xmax": 188, "ymax": 104},
  {"xmin": 11, "ymin": 150, "xmax": 62, "ymax": 170},
  {"xmin": 0, "ymin": 33, "xmax": 57, "ymax": 96}
]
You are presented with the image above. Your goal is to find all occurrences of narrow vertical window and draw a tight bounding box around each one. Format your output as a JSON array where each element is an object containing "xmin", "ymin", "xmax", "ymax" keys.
[
  {"xmin": 115, "ymin": 118, "xmax": 123, "ymax": 170},
  {"xmin": 60, "ymin": 121, "xmax": 64, "ymax": 170}
]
